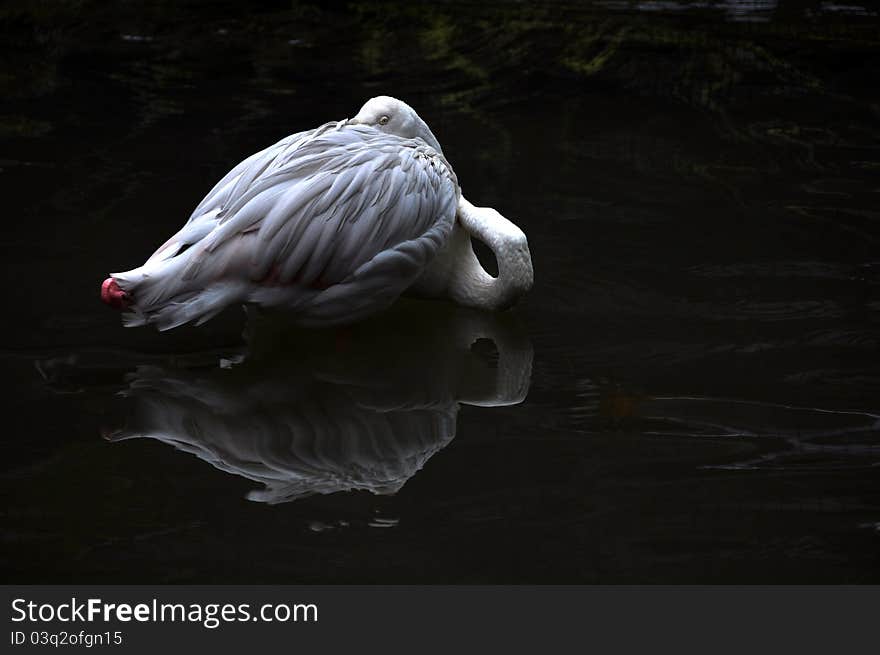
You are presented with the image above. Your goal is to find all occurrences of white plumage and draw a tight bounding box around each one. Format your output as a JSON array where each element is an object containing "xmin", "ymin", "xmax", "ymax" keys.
[{"xmin": 102, "ymin": 96, "xmax": 533, "ymax": 329}]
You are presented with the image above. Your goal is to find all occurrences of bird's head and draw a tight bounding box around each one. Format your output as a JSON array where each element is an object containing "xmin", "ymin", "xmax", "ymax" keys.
[{"xmin": 349, "ymin": 96, "xmax": 443, "ymax": 154}]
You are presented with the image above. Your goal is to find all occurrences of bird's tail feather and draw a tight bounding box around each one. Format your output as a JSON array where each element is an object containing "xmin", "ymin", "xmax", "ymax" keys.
[
  {"xmin": 144, "ymin": 209, "xmax": 221, "ymax": 266},
  {"xmin": 112, "ymin": 250, "xmax": 249, "ymax": 331}
]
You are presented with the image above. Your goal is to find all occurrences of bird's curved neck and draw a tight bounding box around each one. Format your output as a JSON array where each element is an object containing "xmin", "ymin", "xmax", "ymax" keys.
[{"xmin": 446, "ymin": 196, "xmax": 533, "ymax": 311}]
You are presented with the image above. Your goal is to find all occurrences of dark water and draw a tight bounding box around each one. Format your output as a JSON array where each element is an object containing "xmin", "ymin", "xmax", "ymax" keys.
[{"xmin": 2, "ymin": 1, "xmax": 879, "ymax": 583}]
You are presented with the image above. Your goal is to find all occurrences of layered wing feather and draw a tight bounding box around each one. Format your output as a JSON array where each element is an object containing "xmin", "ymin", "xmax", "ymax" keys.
[
  {"xmin": 143, "ymin": 123, "xmax": 337, "ymax": 266},
  {"xmin": 114, "ymin": 123, "xmax": 459, "ymax": 329}
]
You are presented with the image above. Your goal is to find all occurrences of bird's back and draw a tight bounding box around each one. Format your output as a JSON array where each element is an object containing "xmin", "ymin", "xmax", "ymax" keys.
[{"xmin": 109, "ymin": 122, "xmax": 460, "ymax": 330}]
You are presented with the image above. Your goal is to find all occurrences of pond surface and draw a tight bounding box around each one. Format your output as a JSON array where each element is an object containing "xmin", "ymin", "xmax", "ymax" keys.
[{"xmin": 1, "ymin": 1, "xmax": 879, "ymax": 582}]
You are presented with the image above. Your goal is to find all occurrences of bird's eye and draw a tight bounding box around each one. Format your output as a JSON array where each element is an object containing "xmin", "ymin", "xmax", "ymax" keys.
[{"xmin": 378, "ymin": 115, "xmax": 390, "ymax": 125}]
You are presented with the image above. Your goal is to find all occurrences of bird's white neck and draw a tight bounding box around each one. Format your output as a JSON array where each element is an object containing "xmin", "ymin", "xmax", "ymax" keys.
[{"xmin": 414, "ymin": 196, "xmax": 533, "ymax": 311}]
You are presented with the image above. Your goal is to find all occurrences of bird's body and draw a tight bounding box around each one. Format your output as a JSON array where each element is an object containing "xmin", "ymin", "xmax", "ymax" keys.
[{"xmin": 102, "ymin": 97, "xmax": 532, "ymax": 329}]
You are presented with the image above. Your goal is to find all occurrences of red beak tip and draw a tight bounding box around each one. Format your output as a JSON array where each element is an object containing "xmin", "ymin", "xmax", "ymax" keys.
[{"xmin": 101, "ymin": 277, "xmax": 129, "ymax": 310}]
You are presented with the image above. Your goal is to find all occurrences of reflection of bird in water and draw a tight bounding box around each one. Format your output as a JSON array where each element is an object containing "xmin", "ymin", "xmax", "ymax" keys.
[
  {"xmin": 106, "ymin": 301, "xmax": 533, "ymax": 504},
  {"xmin": 101, "ymin": 96, "xmax": 533, "ymax": 330}
]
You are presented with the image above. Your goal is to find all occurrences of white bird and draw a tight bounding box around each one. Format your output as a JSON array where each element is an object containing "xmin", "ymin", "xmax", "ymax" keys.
[{"xmin": 101, "ymin": 96, "xmax": 533, "ymax": 330}]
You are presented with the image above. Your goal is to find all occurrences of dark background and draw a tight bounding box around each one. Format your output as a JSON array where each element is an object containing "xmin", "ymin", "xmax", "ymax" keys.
[{"xmin": 1, "ymin": 0, "xmax": 879, "ymax": 582}]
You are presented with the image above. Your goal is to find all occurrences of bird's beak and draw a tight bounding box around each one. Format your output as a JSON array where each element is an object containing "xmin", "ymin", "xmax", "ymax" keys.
[{"xmin": 345, "ymin": 117, "xmax": 359, "ymax": 126}]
